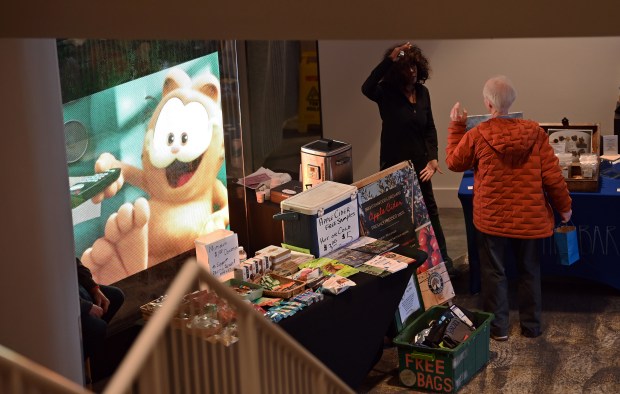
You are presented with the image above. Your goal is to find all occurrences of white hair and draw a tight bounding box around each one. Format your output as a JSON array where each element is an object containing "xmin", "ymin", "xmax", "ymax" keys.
[{"xmin": 483, "ymin": 75, "xmax": 517, "ymax": 113}]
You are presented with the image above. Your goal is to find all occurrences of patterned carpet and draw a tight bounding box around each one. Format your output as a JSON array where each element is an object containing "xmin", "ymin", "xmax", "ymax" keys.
[{"xmin": 359, "ymin": 260, "xmax": 620, "ymax": 393}]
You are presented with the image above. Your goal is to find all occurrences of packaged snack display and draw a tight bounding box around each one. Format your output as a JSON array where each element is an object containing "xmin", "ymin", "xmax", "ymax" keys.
[{"xmin": 321, "ymin": 275, "xmax": 356, "ymax": 295}]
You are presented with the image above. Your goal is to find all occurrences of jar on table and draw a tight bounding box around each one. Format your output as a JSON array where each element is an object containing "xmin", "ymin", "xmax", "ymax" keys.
[
  {"xmin": 579, "ymin": 153, "xmax": 598, "ymax": 179},
  {"xmin": 556, "ymin": 153, "xmax": 573, "ymax": 179}
]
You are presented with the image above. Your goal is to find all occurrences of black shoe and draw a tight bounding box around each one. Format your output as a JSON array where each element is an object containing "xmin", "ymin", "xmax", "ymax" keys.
[
  {"xmin": 490, "ymin": 328, "xmax": 508, "ymax": 341},
  {"xmin": 490, "ymin": 333, "xmax": 508, "ymax": 341},
  {"xmin": 521, "ymin": 327, "xmax": 542, "ymax": 338}
]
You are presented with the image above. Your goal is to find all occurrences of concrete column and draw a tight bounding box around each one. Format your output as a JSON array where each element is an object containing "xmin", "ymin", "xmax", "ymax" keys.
[{"xmin": 0, "ymin": 38, "xmax": 83, "ymax": 384}]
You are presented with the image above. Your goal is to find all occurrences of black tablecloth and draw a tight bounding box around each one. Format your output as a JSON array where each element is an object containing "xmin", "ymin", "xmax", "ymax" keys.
[{"xmin": 277, "ymin": 246, "xmax": 427, "ymax": 390}]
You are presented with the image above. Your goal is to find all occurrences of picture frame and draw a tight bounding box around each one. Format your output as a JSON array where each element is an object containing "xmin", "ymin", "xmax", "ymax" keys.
[
  {"xmin": 540, "ymin": 122, "xmax": 601, "ymax": 192},
  {"xmin": 540, "ymin": 123, "xmax": 600, "ymax": 155}
]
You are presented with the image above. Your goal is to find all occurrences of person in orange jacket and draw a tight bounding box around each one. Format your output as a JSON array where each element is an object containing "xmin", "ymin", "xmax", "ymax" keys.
[{"xmin": 445, "ymin": 75, "xmax": 572, "ymax": 341}]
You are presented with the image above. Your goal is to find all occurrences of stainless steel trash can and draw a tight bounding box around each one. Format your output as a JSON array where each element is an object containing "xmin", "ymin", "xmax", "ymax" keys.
[{"xmin": 300, "ymin": 139, "xmax": 352, "ymax": 190}]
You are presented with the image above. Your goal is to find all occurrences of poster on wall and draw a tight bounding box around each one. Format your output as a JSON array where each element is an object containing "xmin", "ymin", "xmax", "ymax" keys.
[{"xmin": 66, "ymin": 52, "xmax": 229, "ymax": 285}]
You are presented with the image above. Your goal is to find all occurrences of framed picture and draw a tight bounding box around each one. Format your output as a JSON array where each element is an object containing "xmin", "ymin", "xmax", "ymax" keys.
[
  {"xmin": 547, "ymin": 128, "xmax": 593, "ymax": 155},
  {"xmin": 540, "ymin": 123, "xmax": 600, "ymax": 155}
]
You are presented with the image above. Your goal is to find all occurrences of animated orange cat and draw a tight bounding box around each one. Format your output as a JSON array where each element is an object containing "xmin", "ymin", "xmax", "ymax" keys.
[{"xmin": 81, "ymin": 68, "xmax": 229, "ymax": 284}]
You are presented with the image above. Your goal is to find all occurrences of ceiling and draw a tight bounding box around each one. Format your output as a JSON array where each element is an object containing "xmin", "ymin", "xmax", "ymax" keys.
[{"xmin": 2, "ymin": 0, "xmax": 620, "ymax": 40}]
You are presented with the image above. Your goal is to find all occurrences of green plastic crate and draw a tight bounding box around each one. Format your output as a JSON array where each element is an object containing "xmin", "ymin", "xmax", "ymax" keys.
[{"xmin": 393, "ymin": 305, "xmax": 493, "ymax": 393}]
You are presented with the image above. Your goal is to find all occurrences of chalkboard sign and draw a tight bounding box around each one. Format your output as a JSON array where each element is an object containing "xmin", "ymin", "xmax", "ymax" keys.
[
  {"xmin": 354, "ymin": 161, "xmax": 455, "ymax": 314},
  {"xmin": 354, "ymin": 161, "xmax": 417, "ymax": 246},
  {"xmin": 358, "ymin": 184, "xmax": 415, "ymax": 245}
]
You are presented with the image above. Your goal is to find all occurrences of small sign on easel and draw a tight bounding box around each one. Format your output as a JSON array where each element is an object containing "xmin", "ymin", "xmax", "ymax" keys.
[
  {"xmin": 601, "ymin": 135, "xmax": 620, "ymax": 162},
  {"xmin": 603, "ymin": 135, "xmax": 619, "ymax": 155}
]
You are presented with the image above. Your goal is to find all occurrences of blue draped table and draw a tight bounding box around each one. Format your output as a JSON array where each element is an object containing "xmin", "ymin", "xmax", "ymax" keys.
[{"xmin": 458, "ymin": 163, "xmax": 620, "ymax": 294}]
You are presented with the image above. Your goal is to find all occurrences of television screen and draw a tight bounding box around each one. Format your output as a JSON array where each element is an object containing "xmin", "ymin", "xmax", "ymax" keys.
[{"xmin": 65, "ymin": 52, "xmax": 229, "ymax": 285}]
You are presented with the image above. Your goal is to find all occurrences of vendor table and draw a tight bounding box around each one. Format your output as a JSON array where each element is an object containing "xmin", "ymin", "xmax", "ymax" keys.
[
  {"xmin": 277, "ymin": 246, "xmax": 427, "ymax": 390},
  {"xmin": 458, "ymin": 167, "xmax": 620, "ymax": 294}
]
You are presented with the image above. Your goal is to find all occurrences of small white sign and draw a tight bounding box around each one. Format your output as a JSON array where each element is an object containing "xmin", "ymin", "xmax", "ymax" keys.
[
  {"xmin": 398, "ymin": 276, "xmax": 422, "ymax": 326},
  {"xmin": 195, "ymin": 230, "xmax": 239, "ymax": 278},
  {"xmin": 550, "ymin": 142, "xmax": 567, "ymax": 154},
  {"xmin": 602, "ymin": 135, "xmax": 619, "ymax": 156},
  {"xmin": 316, "ymin": 200, "xmax": 359, "ymax": 256}
]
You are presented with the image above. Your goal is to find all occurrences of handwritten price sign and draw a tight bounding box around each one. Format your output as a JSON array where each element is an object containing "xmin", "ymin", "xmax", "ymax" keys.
[
  {"xmin": 195, "ymin": 231, "xmax": 239, "ymax": 278},
  {"xmin": 316, "ymin": 200, "xmax": 359, "ymax": 256}
]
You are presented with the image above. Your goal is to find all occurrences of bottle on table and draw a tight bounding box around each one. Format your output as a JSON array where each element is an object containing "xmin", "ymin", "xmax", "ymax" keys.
[{"xmin": 238, "ymin": 246, "xmax": 247, "ymax": 263}]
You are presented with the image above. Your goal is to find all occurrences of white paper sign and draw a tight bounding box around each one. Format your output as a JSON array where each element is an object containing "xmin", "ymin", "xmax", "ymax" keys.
[
  {"xmin": 417, "ymin": 262, "xmax": 455, "ymax": 308},
  {"xmin": 603, "ymin": 135, "xmax": 618, "ymax": 155},
  {"xmin": 398, "ymin": 276, "xmax": 422, "ymax": 327},
  {"xmin": 195, "ymin": 231, "xmax": 239, "ymax": 278},
  {"xmin": 316, "ymin": 199, "xmax": 359, "ymax": 256}
]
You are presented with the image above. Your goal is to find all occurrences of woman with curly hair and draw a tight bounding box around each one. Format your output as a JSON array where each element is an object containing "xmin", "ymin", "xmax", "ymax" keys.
[{"xmin": 362, "ymin": 42, "xmax": 455, "ymax": 274}]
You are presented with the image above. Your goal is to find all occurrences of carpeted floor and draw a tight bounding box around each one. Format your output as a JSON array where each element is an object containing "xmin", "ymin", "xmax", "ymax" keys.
[{"xmin": 359, "ymin": 209, "xmax": 620, "ymax": 394}]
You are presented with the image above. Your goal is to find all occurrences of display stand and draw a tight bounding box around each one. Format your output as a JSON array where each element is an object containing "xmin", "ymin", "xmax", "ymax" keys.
[
  {"xmin": 353, "ymin": 161, "xmax": 454, "ymax": 313},
  {"xmin": 541, "ymin": 122, "xmax": 601, "ymax": 192}
]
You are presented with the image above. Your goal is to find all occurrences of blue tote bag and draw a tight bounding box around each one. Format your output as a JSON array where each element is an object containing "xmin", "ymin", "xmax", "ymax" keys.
[{"xmin": 553, "ymin": 222, "xmax": 580, "ymax": 266}]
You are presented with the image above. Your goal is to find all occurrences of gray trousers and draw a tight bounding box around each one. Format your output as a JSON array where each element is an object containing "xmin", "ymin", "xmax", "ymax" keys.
[{"xmin": 476, "ymin": 230, "xmax": 542, "ymax": 336}]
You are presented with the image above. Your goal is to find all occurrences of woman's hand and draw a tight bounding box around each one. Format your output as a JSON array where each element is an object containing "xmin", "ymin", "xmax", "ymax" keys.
[
  {"xmin": 89, "ymin": 304, "xmax": 104, "ymax": 319},
  {"xmin": 419, "ymin": 160, "xmax": 443, "ymax": 182},
  {"xmin": 450, "ymin": 102, "xmax": 468, "ymax": 123},
  {"xmin": 91, "ymin": 287, "xmax": 110, "ymax": 314},
  {"xmin": 389, "ymin": 42, "xmax": 412, "ymax": 62}
]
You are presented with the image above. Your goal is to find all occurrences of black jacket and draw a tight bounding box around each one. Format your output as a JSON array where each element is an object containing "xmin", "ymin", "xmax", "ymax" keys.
[
  {"xmin": 77, "ymin": 258, "xmax": 97, "ymax": 315},
  {"xmin": 362, "ymin": 57, "xmax": 439, "ymax": 173}
]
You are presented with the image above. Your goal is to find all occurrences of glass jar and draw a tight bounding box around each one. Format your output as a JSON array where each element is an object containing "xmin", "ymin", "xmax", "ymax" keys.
[
  {"xmin": 579, "ymin": 153, "xmax": 598, "ymax": 179},
  {"xmin": 556, "ymin": 153, "xmax": 573, "ymax": 179}
]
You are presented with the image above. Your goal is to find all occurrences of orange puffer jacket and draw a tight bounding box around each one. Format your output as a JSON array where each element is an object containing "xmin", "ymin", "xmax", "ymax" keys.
[{"xmin": 446, "ymin": 117, "xmax": 572, "ymax": 239}]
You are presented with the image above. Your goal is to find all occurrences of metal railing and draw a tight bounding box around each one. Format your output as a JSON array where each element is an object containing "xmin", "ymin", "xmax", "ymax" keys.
[
  {"xmin": 0, "ymin": 344, "xmax": 89, "ymax": 394},
  {"xmin": 104, "ymin": 258, "xmax": 353, "ymax": 394},
  {"xmin": 0, "ymin": 258, "xmax": 353, "ymax": 394}
]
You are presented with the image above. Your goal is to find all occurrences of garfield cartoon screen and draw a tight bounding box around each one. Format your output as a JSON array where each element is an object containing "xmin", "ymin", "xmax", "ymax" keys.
[{"xmin": 66, "ymin": 53, "xmax": 229, "ymax": 284}]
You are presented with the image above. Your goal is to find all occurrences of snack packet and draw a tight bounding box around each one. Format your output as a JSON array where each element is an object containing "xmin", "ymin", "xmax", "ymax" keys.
[{"xmin": 321, "ymin": 275, "xmax": 356, "ymax": 295}]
